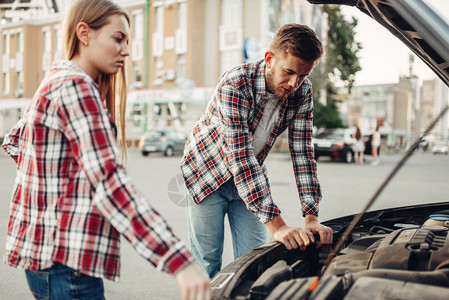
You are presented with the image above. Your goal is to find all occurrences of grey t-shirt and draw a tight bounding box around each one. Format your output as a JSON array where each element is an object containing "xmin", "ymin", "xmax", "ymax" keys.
[{"xmin": 252, "ymin": 93, "xmax": 283, "ymax": 155}]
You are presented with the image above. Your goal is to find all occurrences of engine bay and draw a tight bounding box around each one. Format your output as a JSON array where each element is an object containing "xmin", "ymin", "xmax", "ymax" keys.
[
  {"xmin": 265, "ymin": 225, "xmax": 449, "ymax": 299},
  {"xmin": 211, "ymin": 204, "xmax": 449, "ymax": 299}
]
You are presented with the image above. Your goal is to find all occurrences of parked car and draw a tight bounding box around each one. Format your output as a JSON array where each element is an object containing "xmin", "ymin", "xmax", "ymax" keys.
[
  {"xmin": 313, "ymin": 128, "xmax": 356, "ymax": 163},
  {"xmin": 138, "ymin": 129, "xmax": 187, "ymax": 157},
  {"xmin": 211, "ymin": 0, "xmax": 449, "ymax": 299},
  {"xmin": 432, "ymin": 142, "xmax": 449, "ymax": 155},
  {"xmin": 313, "ymin": 128, "xmax": 374, "ymax": 163}
]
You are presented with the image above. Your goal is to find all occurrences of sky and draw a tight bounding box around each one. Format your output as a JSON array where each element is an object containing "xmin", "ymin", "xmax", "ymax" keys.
[{"xmin": 341, "ymin": 0, "xmax": 449, "ymax": 85}]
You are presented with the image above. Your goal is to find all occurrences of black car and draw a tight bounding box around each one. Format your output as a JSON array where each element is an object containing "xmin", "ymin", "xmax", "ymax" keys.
[
  {"xmin": 313, "ymin": 128, "xmax": 355, "ymax": 163},
  {"xmin": 313, "ymin": 128, "xmax": 375, "ymax": 163},
  {"xmin": 211, "ymin": 0, "xmax": 449, "ymax": 299}
]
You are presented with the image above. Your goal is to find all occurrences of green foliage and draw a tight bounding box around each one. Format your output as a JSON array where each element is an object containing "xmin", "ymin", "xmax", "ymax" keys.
[
  {"xmin": 324, "ymin": 5, "xmax": 362, "ymax": 90},
  {"xmin": 310, "ymin": 5, "xmax": 362, "ymax": 129},
  {"xmin": 314, "ymin": 101, "xmax": 345, "ymax": 129},
  {"xmin": 314, "ymin": 83, "xmax": 345, "ymax": 129}
]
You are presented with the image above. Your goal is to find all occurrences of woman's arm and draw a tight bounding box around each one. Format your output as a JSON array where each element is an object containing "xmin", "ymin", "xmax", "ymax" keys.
[{"xmin": 2, "ymin": 108, "xmax": 30, "ymax": 163}]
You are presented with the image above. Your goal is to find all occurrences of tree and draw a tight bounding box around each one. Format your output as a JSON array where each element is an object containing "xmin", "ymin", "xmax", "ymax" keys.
[{"xmin": 310, "ymin": 5, "xmax": 362, "ymax": 129}]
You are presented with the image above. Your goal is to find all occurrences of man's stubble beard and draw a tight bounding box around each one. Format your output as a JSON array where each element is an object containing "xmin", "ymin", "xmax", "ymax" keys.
[{"xmin": 266, "ymin": 72, "xmax": 291, "ymax": 100}]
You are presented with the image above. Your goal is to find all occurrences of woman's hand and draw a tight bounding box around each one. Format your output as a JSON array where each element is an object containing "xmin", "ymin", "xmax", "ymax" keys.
[{"xmin": 175, "ymin": 262, "xmax": 211, "ymax": 300}]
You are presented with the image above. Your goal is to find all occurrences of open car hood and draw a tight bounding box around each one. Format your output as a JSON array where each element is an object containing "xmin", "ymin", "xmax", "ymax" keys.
[{"xmin": 307, "ymin": 0, "xmax": 449, "ymax": 86}]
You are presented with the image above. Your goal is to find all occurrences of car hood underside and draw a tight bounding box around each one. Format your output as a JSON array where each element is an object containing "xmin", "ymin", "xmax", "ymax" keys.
[{"xmin": 307, "ymin": 0, "xmax": 449, "ymax": 86}]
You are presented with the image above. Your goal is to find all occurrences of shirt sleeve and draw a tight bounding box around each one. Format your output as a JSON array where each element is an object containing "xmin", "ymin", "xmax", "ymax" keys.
[
  {"xmin": 218, "ymin": 82, "xmax": 281, "ymax": 224},
  {"xmin": 56, "ymin": 77, "xmax": 194, "ymax": 275},
  {"xmin": 2, "ymin": 108, "xmax": 29, "ymax": 163},
  {"xmin": 288, "ymin": 84, "xmax": 322, "ymax": 217}
]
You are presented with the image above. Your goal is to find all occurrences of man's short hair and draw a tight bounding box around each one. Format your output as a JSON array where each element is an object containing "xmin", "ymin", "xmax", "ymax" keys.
[{"xmin": 269, "ymin": 23, "xmax": 323, "ymax": 62}]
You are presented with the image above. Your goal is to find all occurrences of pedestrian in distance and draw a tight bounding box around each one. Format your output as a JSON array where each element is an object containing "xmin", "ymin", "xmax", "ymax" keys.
[
  {"xmin": 181, "ymin": 23, "xmax": 333, "ymax": 278},
  {"xmin": 1, "ymin": 0, "xmax": 210, "ymax": 299},
  {"xmin": 371, "ymin": 125, "xmax": 381, "ymax": 166},
  {"xmin": 352, "ymin": 126, "xmax": 365, "ymax": 165}
]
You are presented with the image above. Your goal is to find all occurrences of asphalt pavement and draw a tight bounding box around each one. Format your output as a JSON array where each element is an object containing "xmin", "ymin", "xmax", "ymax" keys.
[{"xmin": 0, "ymin": 148, "xmax": 448, "ymax": 299}]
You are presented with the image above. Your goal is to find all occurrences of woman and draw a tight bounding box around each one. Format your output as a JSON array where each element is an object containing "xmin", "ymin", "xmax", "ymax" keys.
[
  {"xmin": 2, "ymin": 1, "xmax": 209, "ymax": 299},
  {"xmin": 371, "ymin": 125, "xmax": 381, "ymax": 165},
  {"xmin": 352, "ymin": 126, "xmax": 365, "ymax": 165}
]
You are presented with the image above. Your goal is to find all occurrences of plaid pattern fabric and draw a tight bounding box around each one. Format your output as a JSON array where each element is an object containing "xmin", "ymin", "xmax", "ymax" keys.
[
  {"xmin": 2, "ymin": 60, "xmax": 193, "ymax": 281},
  {"xmin": 181, "ymin": 59, "xmax": 321, "ymax": 224}
]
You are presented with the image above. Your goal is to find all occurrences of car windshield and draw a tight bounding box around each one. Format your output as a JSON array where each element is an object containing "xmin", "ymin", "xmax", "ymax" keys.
[{"xmin": 146, "ymin": 131, "xmax": 161, "ymax": 140}]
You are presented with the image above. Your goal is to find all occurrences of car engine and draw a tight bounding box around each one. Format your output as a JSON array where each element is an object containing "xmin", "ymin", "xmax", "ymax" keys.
[
  {"xmin": 265, "ymin": 225, "xmax": 449, "ymax": 299},
  {"xmin": 211, "ymin": 207, "xmax": 449, "ymax": 299}
]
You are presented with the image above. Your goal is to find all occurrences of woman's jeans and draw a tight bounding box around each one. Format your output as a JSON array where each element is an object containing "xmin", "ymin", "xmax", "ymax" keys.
[
  {"xmin": 187, "ymin": 178, "xmax": 267, "ymax": 278},
  {"xmin": 25, "ymin": 263, "xmax": 105, "ymax": 300}
]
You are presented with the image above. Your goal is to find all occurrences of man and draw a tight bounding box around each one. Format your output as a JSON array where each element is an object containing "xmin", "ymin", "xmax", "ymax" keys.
[{"xmin": 181, "ymin": 23, "xmax": 333, "ymax": 278}]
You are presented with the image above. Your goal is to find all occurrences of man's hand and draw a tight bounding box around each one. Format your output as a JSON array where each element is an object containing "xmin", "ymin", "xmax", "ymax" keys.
[
  {"xmin": 175, "ymin": 262, "xmax": 211, "ymax": 300},
  {"xmin": 305, "ymin": 215, "xmax": 333, "ymax": 247},
  {"xmin": 265, "ymin": 215, "xmax": 315, "ymax": 251},
  {"xmin": 273, "ymin": 225, "xmax": 315, "ymax": 251}
]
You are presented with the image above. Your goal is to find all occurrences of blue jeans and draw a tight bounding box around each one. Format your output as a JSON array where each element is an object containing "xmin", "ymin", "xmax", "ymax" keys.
[
  {"xmin": 25, "ymin": 263, "xmax": 104, "ymax": 300},
  {"xmin": 187, "ymin": 178, "xmax": 267, "ymax": 278}
]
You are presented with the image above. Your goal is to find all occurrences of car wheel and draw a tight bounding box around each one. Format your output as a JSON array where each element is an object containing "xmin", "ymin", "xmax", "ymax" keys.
[
  {"xmin": 142, "ymin": 151, "xmax": 149, "ymax": 157},
  {"xmin": 344, "ymin": 150, "xmax": 353, "ymax": 163},
  {"xmin": 164, "ymin": 146, "xmax": 174, "ymax": 157}
]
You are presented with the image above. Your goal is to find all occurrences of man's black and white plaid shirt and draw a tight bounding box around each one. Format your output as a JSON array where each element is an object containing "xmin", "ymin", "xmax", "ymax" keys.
[{"xmin": 181, "ymin": 59, "xmax": 322, "ymax": 224}]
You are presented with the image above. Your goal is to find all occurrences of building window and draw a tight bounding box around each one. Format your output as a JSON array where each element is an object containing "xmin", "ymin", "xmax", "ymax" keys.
[
  {"xmin": 176, "ymin": 1, "xmax": 187, "ymax": 54},
  {"xmin": 54, "ymin": 25, "xmax": 63, "ymax": 61},
  {"xmin": 131, "ymin": 10, "xmax": 144, "ymax": 89},
  {"xmin": 132, "ymin": 10, "xmax": 144, "ymax": 61},
  {"xmin": 221, "ymin": 0, "xmax": 242, "ymax": 26},
  {"xmin": 4, "ymin": 33, "xmax": 10, "ymax": 56},
  {"xmin": 3, "ymin": 72, "xmax": 10, "ymax": 95},
  {"xmin": 42, "ymin": 28, "xmax": 52, "ymax": 77},
  {"xmin": 132, "ymin": 65, "xmax": 144, "ymax": 88},
  {"xmin": 155, "ymin": 6, "xmax": 164, "ymax": 33},
  {"xmin": 153, "ymin": 57, "xmax": 163, "ymax": 85},
  {"xmin": 178, "ymin": 2, "xmax": 187, "ymax": 29},
  {"xmin": 2, "ymin": 33, "xmax": 10, "ymax": 95},
  {"xmin": 134, "ymin": 10, "xmax": 144, "ymax": 40},
  {"xmin": 176, "ymin": 55, "xmax": 186, "ymax": 79},
  {"xmin": 15, "ymin": 32, "xmax": 24, "ymax": 94},
  {"xmin": 17, "ymin": 31, "xmax": 23, "ymax": 52},
  {"xmin": 153, "ymin": 6, "xmax": 164, "ymax": 57},
  {"xmin": 220, "ymin": 0, "xmax": 242, "ymax": 75},
  {"xmin": 17, "ymin": 71, "xmax": 23, "ymax": 92},
  {"xmin": 220, "ymin": 50, "xmax": 241, "ymax": 75}
]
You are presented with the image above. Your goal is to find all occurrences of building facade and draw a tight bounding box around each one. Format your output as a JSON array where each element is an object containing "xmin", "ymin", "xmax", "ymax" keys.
[
  {"xmin": 421, "ymin": 78, "xmax": 449, "ymax": 142},
  {"xmin": 0, "ymin": 1, "xmax": 327, "ymax": 144},
  {"xmin": 341, "ymin": 76, "xmax": 449, "ymax": 150},
  {"xmin": 123, "ymin": 0, "xmax": 328, "ymax": 140}
]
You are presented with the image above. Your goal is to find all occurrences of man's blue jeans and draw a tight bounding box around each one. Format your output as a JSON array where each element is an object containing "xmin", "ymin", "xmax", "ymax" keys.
[
  {"xmin": 25, "ymin": 263, "xmax": 104, "ymax": 300},
  {"xmin": 187, "ymin": 178, "xmax": 267, "ymax": 278}
]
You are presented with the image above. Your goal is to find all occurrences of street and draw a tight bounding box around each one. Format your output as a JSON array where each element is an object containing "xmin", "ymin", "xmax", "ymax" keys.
[{"xmin": 0, "ymin": 149, "xmax": 448, "ymax": 299}]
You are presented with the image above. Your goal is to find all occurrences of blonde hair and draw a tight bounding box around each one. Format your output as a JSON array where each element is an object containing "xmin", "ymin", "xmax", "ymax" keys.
[{"xmin": 62, "ymin": 0, "xmax": 130, "ymax": 159}]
